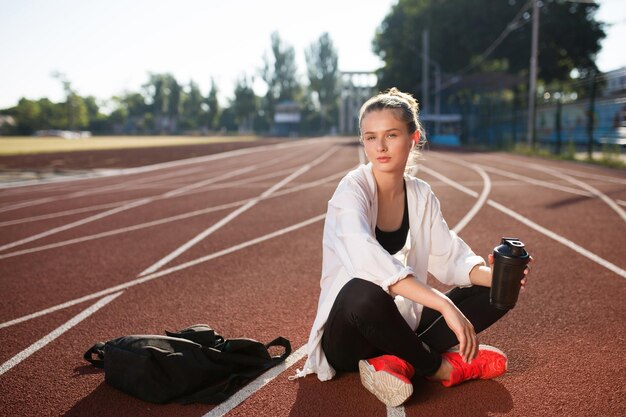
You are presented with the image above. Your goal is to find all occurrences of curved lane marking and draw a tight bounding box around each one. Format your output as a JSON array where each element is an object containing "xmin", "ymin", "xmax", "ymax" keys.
[
  {"xmin": 208, "ymin": 152, "xmax": 626, "ymax": 417},
  {"xmin": 450, "ymin": 163, "xmax": 491, "ymax": 234},
  {"xmin": 472, "ymin": 153, "xmax": 626, "ymax": 186},
  {"xmin": 427, "ymin": 155, "xmax": 626, "ymax": 278},
  {"xmin": 539, "ymin": 167, "xmax": 626, "ymax": 224}
]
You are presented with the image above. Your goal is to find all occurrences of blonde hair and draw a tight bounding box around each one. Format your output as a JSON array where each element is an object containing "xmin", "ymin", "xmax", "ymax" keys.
[{"xmin": 358, "ymin": 87, "xmax": 426, "ymax": 172}]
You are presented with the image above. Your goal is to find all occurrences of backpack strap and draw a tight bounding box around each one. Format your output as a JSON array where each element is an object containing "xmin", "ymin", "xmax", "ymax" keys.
[
  {"xmin": 265, "ymin": 337, "xmax": 291, "ymax": 363},
  {"xmin": 83, "ymin": 342, "xmax": 106, "ymax": 369},
  {"xmin": 178, "ymin": 337, "xmax": 291, "ymax": 404}
]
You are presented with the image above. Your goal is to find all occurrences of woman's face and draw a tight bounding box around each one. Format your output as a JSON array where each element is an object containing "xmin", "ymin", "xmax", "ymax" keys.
[{"xmin": 361, "ymin": 109, "xmax": 413, "ymax": 174}]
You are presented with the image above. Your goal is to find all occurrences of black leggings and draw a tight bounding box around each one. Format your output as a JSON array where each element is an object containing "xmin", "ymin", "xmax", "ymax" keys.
[{"xmin": 321, "ymin": 278, "xmax": 508, "ymax": 377}]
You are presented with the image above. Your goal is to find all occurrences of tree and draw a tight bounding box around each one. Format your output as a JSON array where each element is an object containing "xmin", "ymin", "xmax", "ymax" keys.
[
  {"xmin": 232, "ymin": 75, "xmax": 258, "ymax": 132},
  {"xmin": 13, "ymin": 98, "xmax": 41, "ymax": 135},
  {"xmin": 37, "ymin": 98, "xmax": 67, "ymax": 130},
  {"xmin": 51, "ymin": 71, "xmax": 79, "ymax": 130},
  {"xmin": 305, "ymin": 32, "xmax": 339, "ymax": 133},
  {"xmin": 180, "ymin": 80, "xmax": 204, "ymax": 131},
  {"xmin": 142, "ymin": 73, "xmax": 181, "ymax": 133},
  {"xmin": 373, "ymin": 0, "xmax": 606, "ymax": 94},
  {"xmin": 84, "ymin": 96, "xmax": 110, "ymax": 134},
  {"xmin": 205, "ymin": 79, "xmax": 220, "ymax": 131},
  {"xmin": 108, "ymin": 92, "xmax": 150, "ymax": 134},
  {"xmin": 70, "ymin": 95, "xmax": 89, "ymax": 130},
  {"xmin": 260, "ymin": 32, "xmax": 301, "ymax": 126}
]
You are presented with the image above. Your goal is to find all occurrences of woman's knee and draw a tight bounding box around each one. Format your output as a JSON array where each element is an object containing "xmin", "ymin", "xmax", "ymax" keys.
[{"xmin": 336, "ymin": 278, "xmax": 395, "ymax": 318}]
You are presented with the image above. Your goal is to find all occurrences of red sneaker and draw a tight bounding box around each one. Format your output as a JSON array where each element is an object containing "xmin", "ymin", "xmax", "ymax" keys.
[
  {"xmin": 439, "ymin": 344, "xmax": 508, "ymax": 387},
  {"xmin": 358, "ymin": 355, "xmax": 415, "ymax": 407}
]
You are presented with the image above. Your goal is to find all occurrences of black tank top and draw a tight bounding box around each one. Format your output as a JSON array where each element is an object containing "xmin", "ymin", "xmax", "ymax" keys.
[{"xmin": 375, "ymin": 181, "xmax": 409, "ymax": 255}]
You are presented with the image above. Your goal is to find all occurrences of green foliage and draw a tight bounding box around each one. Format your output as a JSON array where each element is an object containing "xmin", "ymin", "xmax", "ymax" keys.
[
  {"xmin": 563, "ymin": 140, "xmax": 576, "ymax": 160},
  {"xmin": 232, "ymin": 76, "xmax": 257, "ymax": 132},
  {"xmin": 598, "ymin": 144, "xmax": 625, "ymax": 168},
  {"xmin": 180, "ymin": 81, "xmax": 204, "ymax": 130},
  {"xmin": 374, "ymin": 0, "xmax": 606, "ymax": 93},
  {"xmin": 305, "ymin": 32, "xmax": 339, "ymax": 133},
  {"xmin": 3, "ymin": 31, "xmax": 338, "ymax": 136},
  {"xmin": 14, "ymin": 99, "xmax": 42, "ymax": 135},
  {"xmin": 206, "ymin": 79, "xmax": 220, "ymax": 131},
  {"xmin": 260, "ymin": 31, "xmax": 301, "ymax": 127}
]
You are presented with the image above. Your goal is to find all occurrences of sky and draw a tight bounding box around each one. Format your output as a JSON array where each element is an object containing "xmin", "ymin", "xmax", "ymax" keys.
[{"xmin": 1, "ymin": 0, "xmax": 625, "ymax": 110}]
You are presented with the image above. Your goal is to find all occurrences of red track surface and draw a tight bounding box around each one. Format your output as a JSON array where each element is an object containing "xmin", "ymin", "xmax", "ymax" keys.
[{"xmin": 1, "ymin": 137, "xmax": 625, "ymax": 417}]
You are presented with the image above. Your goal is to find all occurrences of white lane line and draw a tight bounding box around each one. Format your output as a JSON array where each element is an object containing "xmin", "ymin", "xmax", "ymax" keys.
[
  {"xmin": 0, "ymin": 164, "xmax": 209, "ymax": 214},
  {"xmin": 0, "ymin": 145, "xmax": 301, "ymax": 217},
  {"xmin": 0, "ymin": 213, "xmax": 326, "ymax": 329},
  {"xmin": 421, "ymin": 166, "xmax": 478, "ymax": 198},
  {"xmin": 450, "ymin": 164, "xmax": 491, "ymax": 234},
  {"xmin": 202, "ymin": 345, "xmax": 308, "ymax": 417},
  {"xmin": 537, "ymin": 166, "xmax": 626, "ymax": 224},
  {"xmin": 478, "ymin": 164, "xmax": 595, "ymax": 198},
  {"xmin": 213, "ymin": 152, "xmax": 624, "ymax": 417},
  {"xmin": 488, "ymin": 199, "xmax": 626, "ymax": 277},
  {"xmin": 387, "ymin": 405, "xmax": 407, "ymax": 417},
  {"xmin": 0, "ymin": 138, "xmax": 327, "ymax": 190},
  {"xmin": 0, "ymin": 201, "xmax": 128, "ymax": 227},
  {"xmin": 434, "ymin": 159, "xmax": 626, "ymax": 208},
  {"xmin": 527, "ymin": 161, "xmax": 626, "ymax": 186},
  {"xmin": 468, "ymin": 154, "xmax": 626, "ymax": 222},
  {"xmin": 0, "ymin": 167, "xmax": 296, "ymax": 228},
  {"xmin": 138, "ymin": 147, "xmax": 336, "ymax": 276},
  {"xmin": 199, "ymin": 143, "xmax": 360, "ymax": 417},
  {"xmin": 0, "ymin": 291, "xmax": 124, "ymax": 376},
  {"xmin": 472, "ymin": 153, "xmax": 626, "ymax": 185},
  {"xmin": 427, "ymin": 163, "xmax": 626, "ymax": 279},
  {"xmin": 0, "ymin": 169, "xmax": 346, "ymax": 260},
  {"xmin": 0, "ymin": 167, "xmax": 255, "ymax": 253}
]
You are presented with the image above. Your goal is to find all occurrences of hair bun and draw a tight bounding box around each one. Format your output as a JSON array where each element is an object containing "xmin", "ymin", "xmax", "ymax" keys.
[{"xmin": 386, "ymin": 87, "xmax": 419, "ymax": 113}]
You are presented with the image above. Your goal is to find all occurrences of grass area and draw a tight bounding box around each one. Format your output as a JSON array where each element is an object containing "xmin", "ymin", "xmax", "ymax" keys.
[
  {"xmin": 512, "ymin": 142, "xmax": 626, "ymax": 170},
  {"xmin": 0, "ymin": 135, "xmax": 259, "ymax": 156}
]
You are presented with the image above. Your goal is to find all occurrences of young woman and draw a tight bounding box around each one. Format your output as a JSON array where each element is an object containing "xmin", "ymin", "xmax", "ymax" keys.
[{"xmin": 292, "ymin": 88, "xmax": 531, "ymax": 407}]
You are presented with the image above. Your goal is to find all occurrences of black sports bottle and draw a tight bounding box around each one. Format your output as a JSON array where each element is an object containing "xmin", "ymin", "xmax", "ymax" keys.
[{"xmin": 490, "ymin": 237, "xmax": 530, "ymax": 310}]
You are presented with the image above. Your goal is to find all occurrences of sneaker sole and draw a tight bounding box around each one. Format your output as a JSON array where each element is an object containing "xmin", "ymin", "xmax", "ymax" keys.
[{"xmin": 358, "ymin": 360, "xmax": 413, "ymax": 407}]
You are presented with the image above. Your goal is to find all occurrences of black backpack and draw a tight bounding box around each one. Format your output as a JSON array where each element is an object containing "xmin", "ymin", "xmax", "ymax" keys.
[{"xmin": 83, "ymin": 324, "xmax": 291, "ymax": 404}]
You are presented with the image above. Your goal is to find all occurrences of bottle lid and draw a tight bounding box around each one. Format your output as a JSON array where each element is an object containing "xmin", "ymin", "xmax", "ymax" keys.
[{"xmin": 494, "ymin": 237, "xmax": 529, "ymax": 260}]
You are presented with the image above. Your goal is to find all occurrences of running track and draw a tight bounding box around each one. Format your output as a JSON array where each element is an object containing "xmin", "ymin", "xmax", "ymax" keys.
[{"xmin": 0, "ymin": 137, "xmax": 624, "ymax": 417}]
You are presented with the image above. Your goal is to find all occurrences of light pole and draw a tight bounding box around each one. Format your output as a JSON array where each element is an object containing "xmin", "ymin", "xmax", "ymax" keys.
[{"xmin": 527, "ymin": 0, "xmax": 540, "ymax": 148}]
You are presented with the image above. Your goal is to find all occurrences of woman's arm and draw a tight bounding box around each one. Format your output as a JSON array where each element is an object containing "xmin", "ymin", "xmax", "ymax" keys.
[
  {"xmin": 469, "ymin": 264, "xmax": 493, "ymax": 287},
  {"xmin": 389, "ymin": 277, "xmax": 478, "ymax": 364},
  {"xmin": 469, "ymin": 253, "xmax": 533, "ymax": 290}
]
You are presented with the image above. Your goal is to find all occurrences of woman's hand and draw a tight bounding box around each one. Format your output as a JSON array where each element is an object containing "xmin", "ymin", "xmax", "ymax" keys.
[
  {"xmin": 441, "ymin": 302, "xmax": 477, "ymax": 364},
  {"xmin": 487, "ymin": 254, "xmax": 535, "ymax": 293},
  {"xmin": 520, "ymin": 255, "xmax": 534, "ymax": 293}
]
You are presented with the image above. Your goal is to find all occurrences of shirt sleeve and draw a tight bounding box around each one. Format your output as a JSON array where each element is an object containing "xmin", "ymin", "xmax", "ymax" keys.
[
  {"xmin": 326, "ymin": 181, "xmax": 413, "ymax": 292},
  {"xmin": 426, "ymin": 188, "xmax": 485, "ymax": 286}
]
